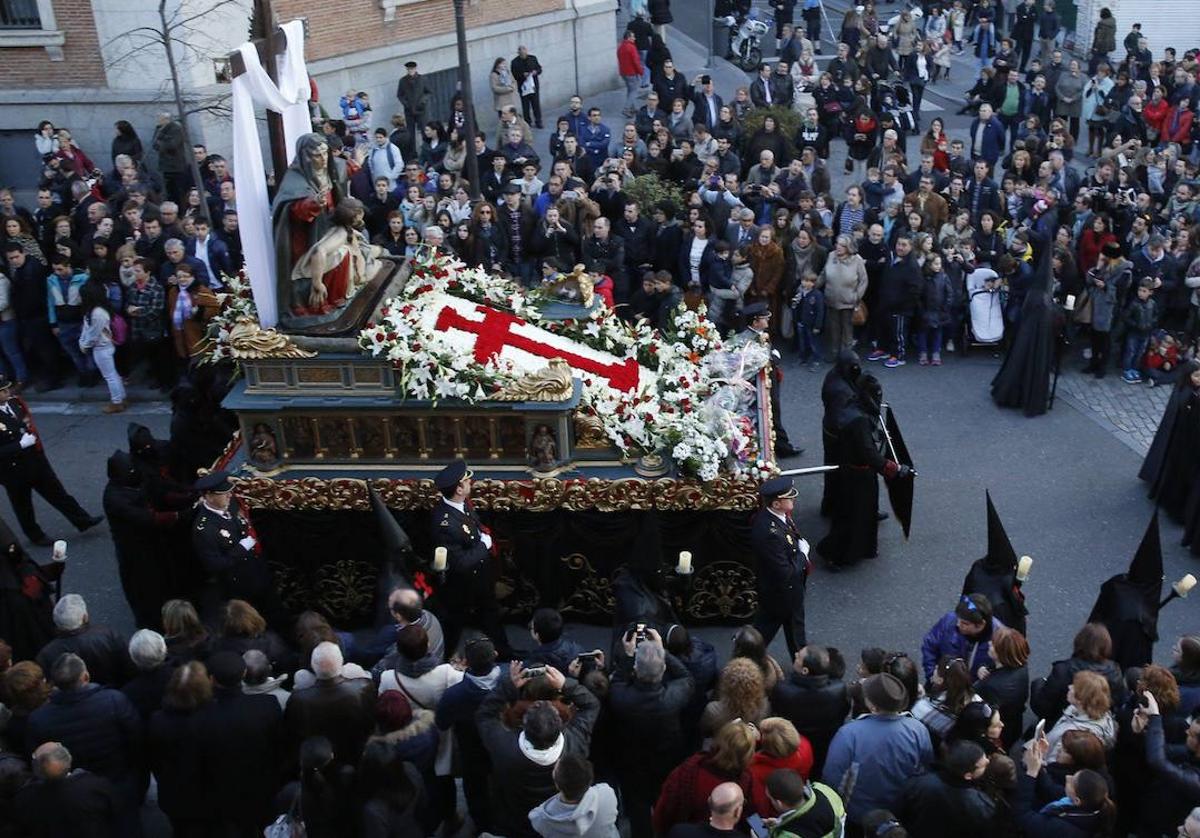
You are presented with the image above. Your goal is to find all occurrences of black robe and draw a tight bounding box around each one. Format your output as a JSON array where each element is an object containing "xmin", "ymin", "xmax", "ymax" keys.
[
  {"xmin": 962, "ymin": 560, "xmax": 1027, "ymax": 636},
  {"xmin": 1088, "ymin": 576, "xmax": 1157, "ymax": 670},
  {"xmin": 992, "ymin": 250, "xmax": 1059, "ymax": 416},
  {"xmin": 820, "ymin": 351, "xmax": 861, "ymax": 517},
  {"xmin": 1140, "ymin": 376, "xmax": 1200, "ymax": 525},
  {"xmin": 0, "ymin": 517, "xmax": 55, "ymax": 663},
  {"xmin": 818, "ymin": 404, "xmax": 886, "ymax": 566}
]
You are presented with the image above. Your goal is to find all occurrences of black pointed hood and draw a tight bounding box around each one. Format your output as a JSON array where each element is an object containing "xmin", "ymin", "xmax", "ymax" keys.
[
  {"xmin": 1128, "ymin": 509, "xmax": 1164, "ymax": 589},
  {"xmin": 963, "ymin": 492, "xmax": 1027, "ymax": 634},
  {"xmin": 984, "ymin": 490, "xmax": 1018, "ymax": 573},
  {"xmin": 369, "ymin": 487, "xmax": 413, "ymax": 571},
  {"xmin": 1087, "ymin": 511, "xmax": 1164, "ymax": 669}
]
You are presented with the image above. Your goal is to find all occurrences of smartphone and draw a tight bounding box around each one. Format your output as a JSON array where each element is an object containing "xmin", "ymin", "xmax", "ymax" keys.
[
  {"xmin": 746, "ymin": 813, "xmax": 768, "ymax": 838},
  {"xmin": 1034, "ymin": 718, "xmax": 1046, "ymax": 741},
  {"xmin": 578, "ymin": 651, "xmax": 600, "ymax": 661},
  {"xmin": 524, "ymin": 666, "xmax": 547, "ymax": 678},
  {"xmin": 635, "ymin": 622, "xmax": 647, "ymax": 642}
]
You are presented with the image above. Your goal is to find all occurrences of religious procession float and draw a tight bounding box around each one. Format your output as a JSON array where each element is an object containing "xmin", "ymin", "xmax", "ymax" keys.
[{"xmin": 205, "ymin": 131, "xmax": 782, "ymax": 626}]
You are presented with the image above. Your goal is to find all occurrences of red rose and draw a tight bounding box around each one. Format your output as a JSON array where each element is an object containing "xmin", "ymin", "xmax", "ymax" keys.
[{"xmin": 374, "ymin": 333, "xmax": 384, "ymax": 342}]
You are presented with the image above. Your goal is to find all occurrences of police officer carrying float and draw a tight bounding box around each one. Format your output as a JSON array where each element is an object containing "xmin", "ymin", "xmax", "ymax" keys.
[
  {"xmin": 750, "ymin": 475, "xmax": 810, "ymax": 657},
  {"xmin": 0, "ymin": 372, "xmax": 102, "ymax": 546},
  {"xmin": 191, "ymin": 470, "xmax": 276, "ymax": 623},
  {"xmin": 736, "ymin": 302, "xmax": 801, "ymax": 458},
  {"xmin": 431, "ymin": 460, "xmax": 514, "ymax": 658}
]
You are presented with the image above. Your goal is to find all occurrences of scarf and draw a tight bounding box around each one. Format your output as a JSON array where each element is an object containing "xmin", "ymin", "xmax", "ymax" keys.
[
  {"xmin": 518, "ymin": 731, "xmax": 564, "ymax": 766},
  {"xmin": 172, "ymin": 286, "xmax": 194, "ymax": 329}
]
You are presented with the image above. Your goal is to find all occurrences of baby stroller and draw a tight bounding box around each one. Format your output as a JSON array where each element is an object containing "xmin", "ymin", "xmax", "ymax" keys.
[
  {"xmin": 964, "ymin": 267, "xmax": 1005, "ymax": 353},
  {"xmin": 876, "ymin": 80, "xmax": 917, "ymax": 135}
]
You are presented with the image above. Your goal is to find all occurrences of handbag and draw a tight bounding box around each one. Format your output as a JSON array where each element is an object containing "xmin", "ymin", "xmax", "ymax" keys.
[
  {"xmin": 1073, "ymin": 286, "xmax": 1093, "ymax": 325},
  {"xmin": 780, "ymin": 305, "xmax": 795, "ymax": 340},
  {"xmin": 822, "ymin": 100, "xmax": 843, "ymax": 114},
  {"xmin": 851, "ymin": 299, "xmax": 868, "ymax": 326},
  {"xmin": 263, "ymin": 795, "xmax": 305, "ymax": 838}
]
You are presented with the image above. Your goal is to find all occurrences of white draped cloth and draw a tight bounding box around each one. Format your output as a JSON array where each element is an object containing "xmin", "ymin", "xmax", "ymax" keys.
[{"xmin": 230, "ymin": 19, "xmax": 311, "ymax": 328}]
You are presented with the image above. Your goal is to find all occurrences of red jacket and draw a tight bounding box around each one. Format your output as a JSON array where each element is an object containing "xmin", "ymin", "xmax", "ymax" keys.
[
  {"xmin": 1163, "ymin": 106, "xmax": 1194, "ymax": 144},
  {"xmin": 748, "ymin": 743, "xmax": 815, "ymax": 814},
  {"xmin": 652, "ymin": 752, "xmax": 758, "ymax": 835},
  {"xmin": 1143, "ymin": 98, "xmax": 1170, "ymax": 136},
  {"xmin": 617, "ymin": 39, "xmax": 644, "ymax": 77},
  {"xmin": 1077, "ymin": 229, "xmax": 1116, "ymax": 274}
]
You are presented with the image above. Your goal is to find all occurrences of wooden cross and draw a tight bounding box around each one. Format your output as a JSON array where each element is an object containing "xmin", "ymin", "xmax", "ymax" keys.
[{"xmin": 227, "ymin": 0, "xmax": 298, "ymax": 180}]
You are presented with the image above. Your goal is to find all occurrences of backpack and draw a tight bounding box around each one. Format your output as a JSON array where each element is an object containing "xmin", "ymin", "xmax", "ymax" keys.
[{"xmin": 110, "ymin": 313, "xmax": 129, "ymax": 346}]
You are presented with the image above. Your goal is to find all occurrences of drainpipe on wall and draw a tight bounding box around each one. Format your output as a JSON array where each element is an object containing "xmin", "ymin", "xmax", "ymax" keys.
[{"xmin": 570, "ymin": 0, "xmax": 581, "ymax": 95}]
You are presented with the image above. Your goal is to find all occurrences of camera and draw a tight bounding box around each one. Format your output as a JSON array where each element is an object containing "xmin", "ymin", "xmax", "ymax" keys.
[{"xmin": 524, "ymin": 665, "xmax": 548, "ymax": 678}]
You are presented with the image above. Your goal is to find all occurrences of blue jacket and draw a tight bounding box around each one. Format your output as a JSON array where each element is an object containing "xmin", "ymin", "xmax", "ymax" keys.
[
  {"xmin": 185, "ymin": 235, "xmax": 232, "ymax": 288},
  {"xmin": 920, "ymin": 612, "xmax": 1002, "ymax": 682},
  {"xmin": 822, "ymin": 713, "xmax": 933, "ymax": 823},
  {"xmin": 579, "ymin": 123, "xmax": 612, "ymax": 168},
  {"xmin": 967, "ymin": 117, "xmax": 1006, "ymax": 165},
  {"xmin": 793, "ymin": 287, "xmax": 826, "ymax": 330},
  {"xmin": 27, "ymin": 683, "xmax": 142, "ymax": 782},
  {"xmin": 526, "ymin": 636, "xmax": 586, "ymax": 673}
]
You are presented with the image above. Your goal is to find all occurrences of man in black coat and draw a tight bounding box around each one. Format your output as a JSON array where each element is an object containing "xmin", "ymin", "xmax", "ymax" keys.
[
  {"xmin": 964, "ymin": 160, "xmax": 1002, "ymax": 225},
  {"xmin": 0, "ymin": 373, "xmax": 102, "ymax": 545},
  {"xmin": 653, "ymin": 59, "xmax": 692, "ymax": 115},
  {"xmin": 477, "ymin": 663, "xmax": 601, "ymax": 838},
  {"xmin": 771, "ymin": 645, "xmax": 851, "ymax": 777},
  {"xmin": 608, "ymin": 627, "xmax": 695, "ymax": 838},
  {"xmin": 878, "ymin": 236, "xmax": 924, "ymax": 366},
  {"xmin": 26, "ymin": 654, "xmax": 142, "ymax": 831},
  {"xmin": 617, "ymin": 200, "xmax": 657, "ymax": 295},
  {"xmin": 284, "ymin": 642, "xmax": 377, "ymax": 768},
  {"xmin": 581, "ymin": 217, "xmax": 627, "ymax": 302},
  {"xmin": 103, "ymin": 451, "xmax": 179, "ymax": 630},
  {"xmin": 899, "ymin": 740, "xmax": 996, "ymax": 836},
  {"xmin": 35, "ymin": 595, "xmax": 131, "ymax": 688},
  {"xmin": 750, "ymin": 476, "xmax": 809, "ymax": 658},
  {"xmin": 511, "ymin": 45, "xmax": 544, "ymax": 129},
  {"xmin": 14, "ymin": 742, "xmax": 119, "ymax": 838},
  {"xmin": 194, "ymin": 651, "xmax": 284, "ymax": 834},
  {"xmin": 430, "ymin": 460, "xmax": 513, "ymax": 658}
]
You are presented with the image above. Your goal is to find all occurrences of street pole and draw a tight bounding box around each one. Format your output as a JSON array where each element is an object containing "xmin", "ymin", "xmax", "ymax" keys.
[{"xmin": 453, "ymin": 0, "xmax": 482, "ymax": 203}]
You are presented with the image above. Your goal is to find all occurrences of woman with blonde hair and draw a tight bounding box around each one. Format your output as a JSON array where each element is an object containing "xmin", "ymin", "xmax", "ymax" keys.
[
  {"xmin": 702, "ymin": 657, "xmax": 771, "ymax": 737},
  {"xmin": 652, "ymin": 719, "xmax": 761, "ymax": 834},
  {"xmin": 748, "ymin": 717, "xmax": 814, "ymax": 812},
  {"xmin": 1043, "ymin": 670, "xmax": 1116, "ymax": 759},
  {"xmin": 214, "ymin": 599, "xmax": 294, "ymax": 673}
]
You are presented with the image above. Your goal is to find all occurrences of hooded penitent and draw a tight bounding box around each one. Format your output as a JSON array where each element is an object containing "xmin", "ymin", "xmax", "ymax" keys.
[
  {"xmin": 821, "ymin": 350, "xmax": 862, "ymax": 516},
  {"xmin": 962, "ymin": 491, "xmax": 1027, "ymax": 635},
  {"xmin": 369, "ymin": 487, "xmax": 420, "ymax": 619},
  {"xmin": 0, "ymin": 513, "xmax": 55, "ymax": 661},
  {"xmin": 1088, "ymin": 510, "xmax": 1164, "ymax": 670},
  {"xmin": 991, "ymin": 245, "xmax": 1059, "ymax": 417}
]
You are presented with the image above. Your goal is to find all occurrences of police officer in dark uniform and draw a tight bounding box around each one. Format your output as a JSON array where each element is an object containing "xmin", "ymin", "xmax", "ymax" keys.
[
  {"xmin": 735, "ymin": 303, "xmax": 801, "ymax": 458},
  {"xmin": 430, "ymin": 460, "xmax": 513, "ymax": 658},
  {"xmin": 750, "ymin": 475, "xmax": 810, "ymax": 657},
  {"xmin": 191, "ymin": 471, "xmax": 278, "ymax": 624},
  {"xmin": 0, "ymin": 373, "xmax": 102, "ymax": 546}
]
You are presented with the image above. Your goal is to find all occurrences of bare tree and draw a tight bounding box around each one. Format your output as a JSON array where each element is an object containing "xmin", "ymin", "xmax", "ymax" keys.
[{"xmin": 103, "ymin": 0, "xmax": 249, "ymax": 220}]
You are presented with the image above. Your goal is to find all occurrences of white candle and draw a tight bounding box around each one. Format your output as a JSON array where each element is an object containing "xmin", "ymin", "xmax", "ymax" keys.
[
  {"xmin": 676, "ymin": 551, "xmax": 693, "ymax": 574},
  {"xmin": 432, "ymin": 546, "xmax": 448, "ymax": 572},
  {"xmin": 1175, "ymin": 573, "xmax": 1197, "ymax": 597},
  {"xmin": 52, "ymin": 540, "xmax": 67, "ymax": 561},
  {"xmin": 1016, "ymin": 555, "xmax": 1033, "ymax": 582}
]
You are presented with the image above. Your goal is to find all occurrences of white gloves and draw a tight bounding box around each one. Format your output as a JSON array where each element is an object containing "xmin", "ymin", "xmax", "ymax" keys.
[
  {"xmin": 480, "ymin": 532, "xmax": 493, "ymax": 550},
  {"xmin": 19, "ymin": 433, "xmax": 36, "ymax": 449},
  {"xmin": 239, "ymin": 536, "xmax": 257, "ymax": 551}
]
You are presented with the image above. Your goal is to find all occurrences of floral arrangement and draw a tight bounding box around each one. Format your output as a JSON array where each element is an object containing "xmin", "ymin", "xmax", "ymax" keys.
[
  {"xmin": 203, "ymin": 268, "xmax": 260, "ymax": 364},
  {"xmin": 358, "ymin": 255, "xmax": 775, "ymax": 481}
]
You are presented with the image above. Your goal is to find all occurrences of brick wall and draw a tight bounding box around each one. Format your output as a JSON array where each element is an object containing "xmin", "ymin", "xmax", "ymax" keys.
[
  {"xmin": 277, "ymin": 0, "xmax": 565, "ymax": 62},
  {"xmin": 0, "ymin": 0, "xmax": 105, "ymax": 87}
]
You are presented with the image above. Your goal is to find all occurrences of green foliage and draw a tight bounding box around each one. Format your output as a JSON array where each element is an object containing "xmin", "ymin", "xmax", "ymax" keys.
[
  {"xmin": 739, "ymin": 105, "xmax": 801, "ymax": 158},
  {"xmin": 624, "ymin": 173, "xmax": 685, "ymax": 216}
]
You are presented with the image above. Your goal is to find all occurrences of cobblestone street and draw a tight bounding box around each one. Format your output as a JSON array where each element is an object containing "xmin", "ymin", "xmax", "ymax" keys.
[{"xmin": 1057, "ymin": 366, "xmax": 1169, "ymax": 455}]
